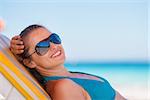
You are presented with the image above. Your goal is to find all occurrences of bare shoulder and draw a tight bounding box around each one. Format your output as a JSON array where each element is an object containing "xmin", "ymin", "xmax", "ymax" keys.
[
  {"xmin": 45, "ymin": 79, "xmax": 73, "ymax": 93},
  {"xmin": 115, "ymin": 91, "xmax": 127, "ymax": 100},
  {"xmin": 45, "ymin": 79, "xmax": 86, "ymax": 100}
]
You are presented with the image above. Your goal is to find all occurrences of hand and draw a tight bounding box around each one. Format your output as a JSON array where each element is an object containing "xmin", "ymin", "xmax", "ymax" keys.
[{"xmin": 10, "ymin": 35, "xmax": 24, "ymax": 55}]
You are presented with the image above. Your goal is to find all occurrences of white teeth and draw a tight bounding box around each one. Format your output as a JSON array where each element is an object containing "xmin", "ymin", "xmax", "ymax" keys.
[{"xmin": 52, "ymin": 51, "xmax": 61, "ymax": 58}]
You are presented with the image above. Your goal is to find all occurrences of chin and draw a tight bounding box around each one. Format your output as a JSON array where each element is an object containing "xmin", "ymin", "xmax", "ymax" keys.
[{"xmin": 58, "ymin": 57, "xmax": 65, "ymax": 65}]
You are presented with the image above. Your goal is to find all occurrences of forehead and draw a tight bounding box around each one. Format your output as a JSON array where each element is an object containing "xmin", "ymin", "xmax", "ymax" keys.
[{"xmin": 25, "ymin": 28, "xmax": 51, "ymax": 48}]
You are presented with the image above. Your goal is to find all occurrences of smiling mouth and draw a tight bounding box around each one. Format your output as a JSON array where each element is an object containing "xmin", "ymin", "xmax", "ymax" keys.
[{"xmin": 51, "ymin": 50, "xmax": 61, "ymax": 58}]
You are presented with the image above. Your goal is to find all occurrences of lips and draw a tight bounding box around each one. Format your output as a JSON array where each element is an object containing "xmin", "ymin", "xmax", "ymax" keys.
[{"xmin": 51, "ymin": 50, "xmax": 61, "ymax": 58}]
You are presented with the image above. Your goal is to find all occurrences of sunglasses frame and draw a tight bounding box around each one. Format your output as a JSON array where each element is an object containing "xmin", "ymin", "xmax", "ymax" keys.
[{"xmin": 25, "ymin": 33, "xmax": 61, "ymax": 58}]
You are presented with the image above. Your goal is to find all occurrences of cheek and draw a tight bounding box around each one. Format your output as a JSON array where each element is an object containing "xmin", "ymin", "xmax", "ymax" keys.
[
  {"xmin": 32, "ymin": 55, "xmax": 49, "ymax": 66},
  {"xmin": 62, "ymin": 50, "xmax": 66, "ymax": 60},
  {"xmin": 31, "ymin": 45, "xmax": 66, "ymax": 68},
  {"xmin": 32, "ymin": 55, "xmax": 57, "ymax": 68}
]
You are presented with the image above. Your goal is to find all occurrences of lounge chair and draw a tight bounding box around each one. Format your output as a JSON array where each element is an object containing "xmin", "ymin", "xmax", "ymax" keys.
[{"xmin": 0, "ymin": 34, "xmax": 51, "ymax": 100}]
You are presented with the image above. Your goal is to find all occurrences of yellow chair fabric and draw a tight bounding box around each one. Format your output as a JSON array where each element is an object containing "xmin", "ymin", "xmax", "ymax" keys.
[{"xmin": 0, "ymin": 34, "xmax": 51, "ymax": 100}]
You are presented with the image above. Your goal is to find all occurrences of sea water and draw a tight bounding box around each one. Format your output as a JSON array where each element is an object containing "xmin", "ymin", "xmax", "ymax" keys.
[{"xmin": 65, "ymin": 62, "xmax": 149, "ymax": 100}]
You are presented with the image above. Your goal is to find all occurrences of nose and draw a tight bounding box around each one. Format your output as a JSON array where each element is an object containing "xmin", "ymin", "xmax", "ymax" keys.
[{"xmin": 50, "ymin": 42, "xmax": 57, "ymax": 51}]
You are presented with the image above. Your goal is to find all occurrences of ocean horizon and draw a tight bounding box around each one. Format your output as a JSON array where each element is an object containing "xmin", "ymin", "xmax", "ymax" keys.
[{"xmin": 64, "ymin": 62, "xmax": 149, "ymax": 100}]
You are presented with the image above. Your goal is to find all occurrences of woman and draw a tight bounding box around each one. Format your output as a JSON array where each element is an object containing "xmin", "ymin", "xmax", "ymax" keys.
[{"xmin": 10, "ymin": 24, "xmax": 126, "ymax": 100}]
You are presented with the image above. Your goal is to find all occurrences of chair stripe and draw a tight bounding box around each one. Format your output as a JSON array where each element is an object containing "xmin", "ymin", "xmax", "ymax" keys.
[
  {"xmin": 0, "ymin": 35, "xmax": 50, "ymax": 99},
  {"xmin": 0, "ymin": 63, "xmax": 34, "ymax": 100},
  {"xmin": 0, "ymin": 51, "xmax": 50, "ymax": 99}
]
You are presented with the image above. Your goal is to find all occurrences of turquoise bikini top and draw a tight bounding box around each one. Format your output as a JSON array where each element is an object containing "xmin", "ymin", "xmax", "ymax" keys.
[{"xmin": 43, "ymin": 72, "xmax": 116, "ymax": 100}]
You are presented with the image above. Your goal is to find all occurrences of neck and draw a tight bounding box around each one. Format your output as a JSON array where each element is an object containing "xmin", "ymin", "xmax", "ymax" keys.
[{"xmin": 36, "ymin": 64, "xmax": 71, "ymax": 77}]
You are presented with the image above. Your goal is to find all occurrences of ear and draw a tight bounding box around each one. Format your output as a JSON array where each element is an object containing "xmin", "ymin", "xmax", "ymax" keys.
[{"xmin": 23, "ymin": 59, "xmax": 37, "ymax": 68}]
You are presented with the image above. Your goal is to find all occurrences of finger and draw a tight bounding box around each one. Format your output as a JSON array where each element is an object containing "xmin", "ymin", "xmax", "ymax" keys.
[
  {"xmin": 11, "ymin": 35, "xmax": 21, "ymax": 40},
  {"xmin": 16, "ymin": 50, "xmax": 24, "ymax": 54},
  {"xmin": 11, "ymin": 35, "xmax": 23, "ymax": 45},
  {"xmin": 11, "ymin": 44, "xmax": 24, "ymax": 50},
  {"xmin": 11, "ymin": 49, "xmax": 24, "ymax": 54},
  {"xmin": 16, "ymin": 45, "xmax": 24, "ymax": 50},
  {"xmin": 11, "ymin": 39, "xmax": 23, "ymax": 45},
  {"xmin": 17, "ymin": 37, "xmax": 23, "ymax": 41}
]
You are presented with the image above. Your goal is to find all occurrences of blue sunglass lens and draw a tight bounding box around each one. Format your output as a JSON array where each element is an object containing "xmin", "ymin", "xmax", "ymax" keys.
[
  {"xmin": 50, "ymin": 33, "xmax": 61, "ymax": 44},
  {"xmin": 35, "ymin": 33, "xmax": 61, "ymax": 56},
  {"xmin": 36, "ymin": 41, "xmax": 50, "ymax": 47},
  {"xmin": 35, "ymin": 41, "xmax": 50, "ymax": 55}
]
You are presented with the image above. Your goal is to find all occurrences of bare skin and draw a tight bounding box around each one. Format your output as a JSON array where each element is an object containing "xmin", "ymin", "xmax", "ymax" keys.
[
  {"xmin": 45, "ymin": 79, "xmax": 88, "ymax": 100},
  {"xmin": 10, "ymin": 35, "xmax": 24, "ymax": 54},
  {"xmin": 10, "ymin": 27, "xmax": 126, "ymax": 100},
  {"xmin": 10, "ymin": 28, "xmax": 90, "ymax": 100}
]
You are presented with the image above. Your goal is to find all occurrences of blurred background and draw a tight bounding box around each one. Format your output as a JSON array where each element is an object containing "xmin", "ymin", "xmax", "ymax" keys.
[{"xmin": 0, "ymin": 0, "xmax": 149, "ymax": 99}]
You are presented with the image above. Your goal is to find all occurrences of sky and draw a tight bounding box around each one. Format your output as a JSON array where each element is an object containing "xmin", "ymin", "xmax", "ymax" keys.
[{"xmin": 0, "ymin": 0, "xmax": 148, "ymax": 62}]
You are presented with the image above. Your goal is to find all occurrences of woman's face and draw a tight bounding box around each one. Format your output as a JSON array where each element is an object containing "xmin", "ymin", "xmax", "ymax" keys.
[{"xmin": 24, "ymin": 27, "xmax": 66, "ymax": 69}]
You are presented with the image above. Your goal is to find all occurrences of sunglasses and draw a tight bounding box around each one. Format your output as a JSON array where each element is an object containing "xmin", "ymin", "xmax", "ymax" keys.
[{"xmin": 27, "ymin": 33, "xmax": 61, "ymax": 57}]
